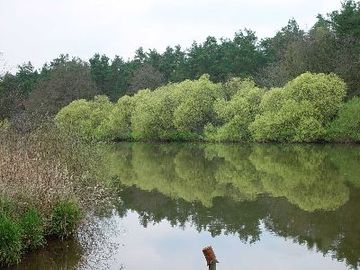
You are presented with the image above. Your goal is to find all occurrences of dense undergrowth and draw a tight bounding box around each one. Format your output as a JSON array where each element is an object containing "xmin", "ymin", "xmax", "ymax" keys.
[
  {"xmin": 0, "ymin": 124, "xmax": 108, "ymax": 267},
  {"xmin": 55, "ymin": 72, "xmax": 359, "ymax": 143}
]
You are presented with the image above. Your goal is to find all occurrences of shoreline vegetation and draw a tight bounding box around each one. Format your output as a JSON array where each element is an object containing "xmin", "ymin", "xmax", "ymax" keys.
[
  {"xmin": 0, "ymin": 125, "xmax": 109, "ymax": 267},
  {"xmin": 1, "ymin": 1, "xmax": 360, "ymax": 267},
  {"xmin": 55, "ymin": 73, "xmax": 360, "ymax": 144}
]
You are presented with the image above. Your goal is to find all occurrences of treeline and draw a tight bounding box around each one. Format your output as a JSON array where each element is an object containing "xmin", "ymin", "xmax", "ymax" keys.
[
  {"xmin": 55, "ymin": 73, "xmax": 359, "ymax": 143},
  {"xmin": 1, "ymin": 0, "xmax": 360, "ymax": 126}
]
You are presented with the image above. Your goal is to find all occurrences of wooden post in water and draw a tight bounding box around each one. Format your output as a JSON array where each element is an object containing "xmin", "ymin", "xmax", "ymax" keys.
[{"xmin": 202, "ymin": 246, "xmax": 219, "ymax": 270}]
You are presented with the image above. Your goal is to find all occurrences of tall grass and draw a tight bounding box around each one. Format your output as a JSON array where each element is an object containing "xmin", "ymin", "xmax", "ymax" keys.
[{"xmin": 0, "ymin": 122, "xmax": 110, "ymax": 267}]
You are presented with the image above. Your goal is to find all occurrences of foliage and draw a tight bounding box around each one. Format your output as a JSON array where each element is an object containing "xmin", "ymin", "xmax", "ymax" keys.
[
  {"xmin": 55, "ymin": 71, "xmax": 358, "ymax": 143},
  {"xmin": 128, "ymin": 63, "xmax": 165, "ymax": 95},
  {"xmin": 50, "ymin": 200, "xmax": 82, "ymax": 240},
  {"xmin": 131, "ymin": 88, "xmax": 175, "ymax": 140},
  {"xmin": 20, "ymin": 208, "xmax": 44, "ymax": 250},
  {"xmin": 207, "ymin": 78, "xmax": 264, "ymax": 141},
  {"xmin": 2, "ymin": 2, "xmax": 360, "ymax": 125},
  {"xmin": 0, "ymin": 214, "xmax": 22, "ymax": 266},
  {"xmin": 0, "ymin": 125, "xmax": 111, "ymax": 266},
  {"xmin": 130, "ymin": 75, "xmax": 220, "ymax": 140},
  {"xmin": 172, "ymin": 75, "xmax": 222, "ymax": 134},
  {"xmin": 326, "ymin": 97, "xmax": 360, "ymax": 142},
  {"xmin": 329, "ymin": 0, "xmax": 360, "ymax": 40},
  {"xmin": 107, "ymin": 95, "xmax": 133, "ymax": 140},
  {"xmin": 249, "ymin": 73, "xmax": 346, "ymax": 142},
  {"xmin": 56, "ymin": 96, "xmax": 114, "ymax": 141},
  {"xmin": 26, "ymin": 57, "xmax": 98, "ymax": 116},
  {"xmin": 284, "ymin": 72, "xmax": 347, "ymax": 122}
]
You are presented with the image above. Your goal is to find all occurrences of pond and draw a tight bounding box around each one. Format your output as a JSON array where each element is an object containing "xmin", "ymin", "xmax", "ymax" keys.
[{"xmin": 10, "ymin": 143, "xmax": 360, "ymax": 269}]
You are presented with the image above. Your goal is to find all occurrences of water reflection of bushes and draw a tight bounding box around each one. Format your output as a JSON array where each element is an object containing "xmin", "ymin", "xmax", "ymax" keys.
[
  {"xmin": 107, "ymin": 143, "xmax": 359, "ymax": 212},
  {"xmin": 106, "ymin": 143, "xmax": 360, "ymax": 269},
  {"xmin": 113, "ymin": 182, "xmax": 360, "ymax": 269}
]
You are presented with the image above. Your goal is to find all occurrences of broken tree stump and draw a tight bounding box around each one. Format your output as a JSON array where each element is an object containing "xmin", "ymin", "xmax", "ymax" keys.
[{"xmin": 202, "ymin": 246, "xmax": 219, "ymax": 270}]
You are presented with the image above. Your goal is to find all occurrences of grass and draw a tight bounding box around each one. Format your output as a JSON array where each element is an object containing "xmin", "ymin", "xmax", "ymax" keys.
[
  {"xmin": 0, "ymin": 213, "xmax": 22, "ymax": 266},
  {"xmin": 0, "ymin": 123, "xmax": 110, "ymax": 267},
  {"xmin": 50, "ymin": 200, "xmax": 82, "ymax": 240}
]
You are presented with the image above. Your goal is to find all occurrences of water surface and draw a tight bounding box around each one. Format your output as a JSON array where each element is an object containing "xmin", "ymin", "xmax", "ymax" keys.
[{"xmin": 12, "ymin": 143, "xmax": 360, "ymax": 269}]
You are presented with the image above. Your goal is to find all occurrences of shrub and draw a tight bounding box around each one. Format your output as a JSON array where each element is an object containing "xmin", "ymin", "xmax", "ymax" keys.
[
  {"xmin": 326, "ymin": 97, "xmax": 360, "ymax": 142},
  {"xmin": 20, "ymin": 208, "xmax": 44, "ymax": 250},
  {"xmin": 250, "ymin": 100, "xmax": 325, "ymax": 142},
  {"xmin": 250, "ymin": 73, "xmax": 346, "ymax": 142},
  {"xmin": 0, "ymin": 197, "xmax": 17, "ymax": 217},
  {"xmin": 54, "ymin": 72, "xmax": 349, "ymax": 143},
  {"xmin": 55, "ymin": 95, "xmax": 114, "ymax": 141},
  {"xmin": 50, "ymin": 200, "xmax": 82, "ymax": 240},
  {"xmin": 0, "ymin": 214, "xmax": 23, "ymax": 266},
  {"xmin": 259, "ymin": 88, "xmax": 287, "ymax": 113},
  {"xmin": 131, "ymin": 89, "xmax": 177, "ymax": 140},
  {"xmin": 107, "ymin": 95, "xmax": 133, "ymax": 140},
  {"xmin": 130, "ymin": 76, "xmax": 220, "ymax": 140},
  {"xmin": 285, "ymin": 72, "xmax": 346, "ymax": 123},
  {"xmin": 173, "ymin": 75, "xmax": 222, "ymax": 133},
  {"xmin": 208, "ymin": 78, "xmax": 264, "ymax": 141}
]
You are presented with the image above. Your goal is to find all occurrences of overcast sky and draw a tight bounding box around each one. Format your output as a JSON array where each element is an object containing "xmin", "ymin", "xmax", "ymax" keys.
[{"xmin": 0, "ymin": 0, "xmax": 342, "ymax": 71}]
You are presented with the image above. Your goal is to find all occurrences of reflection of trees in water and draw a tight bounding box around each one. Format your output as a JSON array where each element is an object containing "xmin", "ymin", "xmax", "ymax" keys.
[
  {"xmin": 263, "ymin": 190, "xmax": 360, "ymax": 269},
  {"xmin": 106, "ymin": 142, "xmax": 360, "ymax": 269},
  {"xmin": 113, "ymin": 185, "xmax": 266, "ymax": 244},
  {"xmin": 249, "ymin": 145, "xmax": 350, "ymax": 211},
  {"xmin": 107, "ymin": 143, "xmax": 358, "ymax": 211},
  {"xmin": 113, "ymin": 184, "xmax": 360, "ymax": 269}
]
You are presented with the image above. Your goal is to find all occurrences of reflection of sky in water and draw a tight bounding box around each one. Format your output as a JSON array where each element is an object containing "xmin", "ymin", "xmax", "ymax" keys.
[{"xmin": 109, "ymin": 211, "xmax": 347, "ymax": 270}]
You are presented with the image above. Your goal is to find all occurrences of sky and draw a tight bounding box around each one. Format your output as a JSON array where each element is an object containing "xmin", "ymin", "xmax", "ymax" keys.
[{"xmin": 0, "ymin": 0, "xmax": 342, "ymax": 71}]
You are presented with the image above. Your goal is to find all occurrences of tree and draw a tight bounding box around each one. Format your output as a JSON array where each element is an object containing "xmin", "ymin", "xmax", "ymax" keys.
[
  {"xmin": 173, "ymin": 75, "xmax": 222, "ymax": 134},
  {"xmin": 206, "ymin": 78, "xmax": 264, "ymax": 141},
  {"xmin": 330, "ymin": 0, "xmax": 360, "ymax": 40},
  {"xmin": 131, "ymin": 89, "xmax": 176, "ymax": 140},
  {"xmin": 257, "ymin": 19, "xmax": 306, "ymax": 87},
  {"xmin": 15, "ymin": 62, "xmax": 39, "ymax": 97},
  {"xmin": 26, "ymin": 58, "xmax": 98, "ymax": 116},
  {"xmin": 128, "ymin": 63, "xmax": 165, "ymax": 94},
  {"xmin": 107, "ymin": 95, "xmax": 133, "ymax": 140},
  {"xmin": 249, "ymin": 73, "xmax": 346, "ymax": 142},
  {"xmin": 327, "ymin": 97, "xmax": 360, "ymax": 142},
  {"xmin": 0, "ymin": 74, "xmax": 24, "ymax": 120},
  {"xmin": 109, "ymin": 56, "xmax": 131, "ymax": 100},
  {"xmin": 55, "ymin": 95, "xmax": 114, "ymax": 141},
  {"xmin": 89, "ymin": 54, "xmax": 113, "ymax": 97},
  {"xmin": 0, "ymin": 52, "xmax": 6, "ymax": 77}
]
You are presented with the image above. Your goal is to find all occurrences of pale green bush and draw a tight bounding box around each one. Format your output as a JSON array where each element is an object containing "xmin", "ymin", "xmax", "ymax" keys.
[
  {"xmin": 285, "ymin": 72, "xmax": 346, "ymax": 123},
  {"xmin": 326, "ymin": 97, "xmax": 360, "ymax": 142},
  {"xmin": 55, "ymin": 95, "xmax": 114, "ymax": 141},
  {"xmin": 250, "ymin": 73, "xmax": 346, "ymax": 142},
  {"xmin": 207, "ymin": 78, "xmax": 264, "ymax": 141},
  {"xmin": 107, "ymin": 95, "xmax": 133, "ymax": 140},
  {"xmin": 55, "ymin": 72, "xmax": 350, "ymax": 143},
  {"xmin": 173, "ymin": 75, "xmax": 222, "ymax": 133}
]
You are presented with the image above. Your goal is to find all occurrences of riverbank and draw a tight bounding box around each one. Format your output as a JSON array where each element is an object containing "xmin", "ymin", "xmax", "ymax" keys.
[{"xmin": 0, "ymin": 125, "xmax": 109, "ymax": 267}]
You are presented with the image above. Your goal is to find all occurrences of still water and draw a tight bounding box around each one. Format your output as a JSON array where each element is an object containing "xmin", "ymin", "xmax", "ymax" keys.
[{"xmin": 12, "ymin": 143, "xmax": 360, "ymax": 269}]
